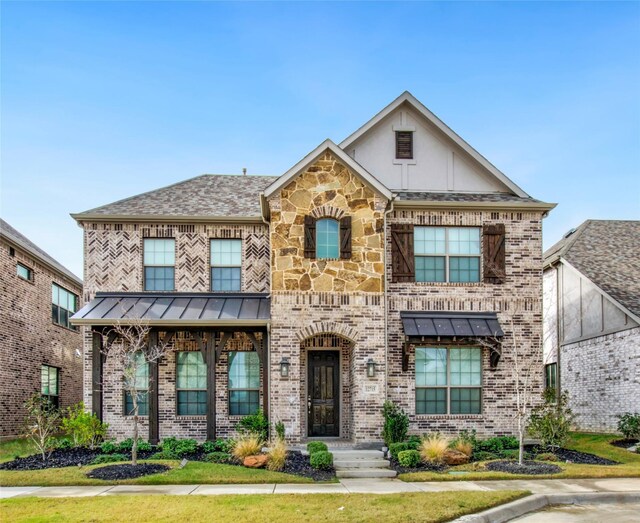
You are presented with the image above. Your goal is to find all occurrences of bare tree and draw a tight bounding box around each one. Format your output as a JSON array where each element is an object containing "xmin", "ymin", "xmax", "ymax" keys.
[{"xmin": 100, "ymin": 319, "xmax": 172, "ymax": 465}]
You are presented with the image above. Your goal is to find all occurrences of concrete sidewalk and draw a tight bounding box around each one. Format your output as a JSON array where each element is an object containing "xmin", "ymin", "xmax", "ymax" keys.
[{"xmin": 1, "ymin": 477, "xmax": 639, "ymax": 499}]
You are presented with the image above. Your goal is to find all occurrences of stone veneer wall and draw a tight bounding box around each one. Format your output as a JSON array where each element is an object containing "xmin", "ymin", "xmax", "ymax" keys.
[
  {"xmin": 561, "ymin": 327, "xmax": 640, "ymax": 433},
  {"xmin": 0, "ymin": 238, "xmax": 83, "ymax": 438},
  {"xmin": 386, "ymin": 209, "xmax": 545, "ymax": 437}
]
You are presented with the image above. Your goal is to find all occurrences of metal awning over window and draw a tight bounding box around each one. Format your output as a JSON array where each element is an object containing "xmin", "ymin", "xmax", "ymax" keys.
[{"xmin": 70, "ymin": 292, "xmax": 270, "ymax": 327}]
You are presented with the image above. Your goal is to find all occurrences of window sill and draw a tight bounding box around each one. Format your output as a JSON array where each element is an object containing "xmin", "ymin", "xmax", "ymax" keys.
[
  {"xmin": 175, "ymin": 415, "xmax": 207, "ymax": 420},
  {"xmin": 52, "ymin": 322, "xmax": 80, "ymax": 334},
  {"xmin": 18, "ymin": 275, "xmax": 35, "ymax": 285},
  {"xmin": 414, "ymin": 414, "xmax": 483, "ymax": 419},
  {"xmin": 411, "ymin": 281, "xmax": 484, "ymax": 287}
]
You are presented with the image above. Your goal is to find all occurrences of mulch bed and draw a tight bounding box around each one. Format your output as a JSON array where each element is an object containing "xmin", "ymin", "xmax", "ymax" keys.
[
  {"xmin": 525, "ymin": 445, "xmax": 618, "ymax": 465},
  {"xmin": 86, "ymin": 464, "xmax": 170, "ymax": 480},
  {"xmin": 0, "ymin": 448, "xmax": 102, "ymax": 471},
  {"xmin": 281, "ymin": 450, "xmax": 335, "ymax": 481},
  {"xmin": 389, "ymin": 457, "xmax": 448, "ymax": 475},
  {"xmin": 610, "ymin": 439, "xmax": 638, "ymax": 449},
  {"xmin": 486, "ymin": 460, "xmax": 562, "ymax": 475}
]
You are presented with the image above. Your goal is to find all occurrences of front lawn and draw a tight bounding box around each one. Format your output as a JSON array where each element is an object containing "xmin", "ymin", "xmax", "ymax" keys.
[
  {"xmin": 400, "ymin": 432, "xmax": 640, "ymax": 482},
  {"xmin": 0, "ymin": 438, "xmax": 35, "ymax": 463},
  {"xmin": 0, "ymin": 460, "xmax": 314, "ymax": 487},
  {"xmin": 0, "ymin": 491, "xmax": 528, "ymax": 523}
]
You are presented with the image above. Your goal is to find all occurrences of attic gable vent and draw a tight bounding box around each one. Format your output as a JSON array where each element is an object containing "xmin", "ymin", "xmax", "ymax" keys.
[
  {"xmin": 563, "ymin": 228, "xmax": 577, "ymax": 239},
  {"xmin": 395, "ymin": 131, "xmax": 413, "ymax": 159}
]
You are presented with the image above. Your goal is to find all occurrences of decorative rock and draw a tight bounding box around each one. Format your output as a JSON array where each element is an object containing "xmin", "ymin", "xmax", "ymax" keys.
[
  {"xmin": 443, "ymin": 450, "xmax": 470, "ymax": 466},
  {"xmin": 243, "ymin": 455, "xmax": 268, "ymax": 468}
]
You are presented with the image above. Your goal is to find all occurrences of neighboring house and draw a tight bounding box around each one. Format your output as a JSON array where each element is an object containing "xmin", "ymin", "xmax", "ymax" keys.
[
  {"xmin": 70, "ymin": 92, "xmax": 554, "ymax": 443},
  {"xmin": 0, "ymin": 219, "xmax": 83, "ymax": 439},
  {"xmin": 543, "ymin": 220, "xmax": 640, "ymax": 433}
]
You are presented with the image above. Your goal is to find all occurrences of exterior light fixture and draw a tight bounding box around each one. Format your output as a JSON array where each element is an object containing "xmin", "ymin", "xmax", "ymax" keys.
[
  {"xmin": 280, "ymin": 357, "xmax": 290, "ymax": 378},
  {"xmin": 366, "ymin": 358, "xmax": 376, "ymax": 378}
]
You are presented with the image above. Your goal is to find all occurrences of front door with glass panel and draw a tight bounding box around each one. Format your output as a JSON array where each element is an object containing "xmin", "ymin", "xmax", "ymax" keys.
[{"xmin": 308, "ymin": 351, "xmax": 339, "ymax": 437}]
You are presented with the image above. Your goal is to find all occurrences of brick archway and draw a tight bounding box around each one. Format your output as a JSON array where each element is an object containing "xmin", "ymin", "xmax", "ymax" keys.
[{"xmin": 295, "ymin": 321, "xmax": 358, "ymax": 346}]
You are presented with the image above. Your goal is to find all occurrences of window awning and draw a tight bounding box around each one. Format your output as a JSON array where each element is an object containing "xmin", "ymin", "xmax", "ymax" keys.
[
  {"xmin": 71, "ymin": 292, "xmax": 270, "ymax": 327},
  {"xmin": 401, "ymin": 311, "xmax": 504, "ymax": 339}
]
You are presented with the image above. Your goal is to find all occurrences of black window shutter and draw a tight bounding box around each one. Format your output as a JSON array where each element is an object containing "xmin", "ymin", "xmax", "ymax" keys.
[
  {"xmin": 483, "ymin": 223, "xmax": 506, "ymax": 283},
  {"xmin": 391, "ymin": 224, "xmax": 415, "ymax": 282},
  {"xmin": 340, "ymin": 216, "xmax": 352, "ymax": 259},
  {"xmin": 304, "ymin": 215, "xmax": 316, "ymax": 258},
  {"xmin": 395, "ymin": 132, "xmax": 413, "ymax": 159}
]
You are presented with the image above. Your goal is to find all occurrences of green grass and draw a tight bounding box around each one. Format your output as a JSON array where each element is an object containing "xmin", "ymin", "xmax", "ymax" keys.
[
  {"xmin": 0, "ymin": 491, "xmax": 529, "ymax": 523},
  {"xmin": 400, "ymin": 432, "xmax": 640, "ymax": 482},
  {"xmin": 0, "ymin": 438, "xmax": 36, "ymax": 463}
]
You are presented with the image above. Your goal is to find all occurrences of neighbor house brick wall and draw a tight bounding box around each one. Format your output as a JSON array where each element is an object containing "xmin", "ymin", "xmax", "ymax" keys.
[
  {"xmin": 0, "ymin": 238, "xmax": 83, "ymax": 439},
  {"xmin": 561, "ymin": 326, "xmax": 640, "ymax": 433}
]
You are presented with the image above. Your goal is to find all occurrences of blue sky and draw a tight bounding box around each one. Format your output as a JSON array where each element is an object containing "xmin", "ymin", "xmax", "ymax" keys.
[{"xmin": 2, "ymin": 1, "xmax": 639, "ymax": 278}]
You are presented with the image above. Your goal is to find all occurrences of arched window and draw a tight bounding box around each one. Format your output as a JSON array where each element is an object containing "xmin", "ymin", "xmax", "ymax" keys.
[{"xmin": 316, "ymin": 218, "xmax": 340, "ymax": 259}]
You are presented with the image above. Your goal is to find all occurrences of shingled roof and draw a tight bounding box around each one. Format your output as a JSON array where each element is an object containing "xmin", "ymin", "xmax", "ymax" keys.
[
  {"xmin": 544, "ymin": 220, "xmax": 640, "ymax": 317},
  {"xmin": 73, "ymin": 174, "xmax": 278, "ymax": 219},
  {"xmin": 395, "ymin": 192, "xmax": 542, "ymax": 203},
  {"xmin": 0, "ymin": 219, "xmax": 82, "ymax": 286}
]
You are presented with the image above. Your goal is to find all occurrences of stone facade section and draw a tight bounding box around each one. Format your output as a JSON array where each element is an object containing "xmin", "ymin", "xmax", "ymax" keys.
[
  {"xmin": 268, "ymin": 151, "xmax": 387, "ymax": 293},
  {"xmin": 0, "ymin": 238, "xmax": 83, "ymax": 438},
  {"xmin": 561, "ymin": 327, "xmax": 640, "ymax": 433}
]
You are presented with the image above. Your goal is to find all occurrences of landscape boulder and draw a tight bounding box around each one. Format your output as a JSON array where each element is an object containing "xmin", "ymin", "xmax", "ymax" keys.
[
  {"xmin": 243, "ymin": 455, "xmax": 268, "ymax": 468},
  {"xmin": 443, "ymin": 450, "xmax": 470, "ymax": 466}
]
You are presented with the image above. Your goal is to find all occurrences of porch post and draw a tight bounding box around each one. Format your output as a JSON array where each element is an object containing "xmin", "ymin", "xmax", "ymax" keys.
[
  {"xmin": 148, "ymin": 329, "xmax": 160, "ymax": 445},
  {"xmin": 263, "ymin": 329, "xmax": 269, "ymax": 430},
  {"xmin": 91, "ymin": 330, "xmax": 103, "ymax": 420},
  {"xmin": 206, "ymin": 331, "xmax": 216, "ymax": 441}
]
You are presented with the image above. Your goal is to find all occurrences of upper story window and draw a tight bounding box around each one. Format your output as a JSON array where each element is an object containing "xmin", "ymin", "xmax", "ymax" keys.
[
  {"xmin": 52, "ymin": 283, "xmax": 78, "ymax": 330},
  {"xmin": 415, "ymin": 227, "xmax": 480, "ymax": 283},
  {"xmin": 211, "ymin": 239, "xmax": 241, "ymax": 291},
  {"xmin": 143, "ymin": 239, "xmax": 175, "ymax": 291},
  {"xmin": 395, "ymin": 131, "xmax": 413, "ymax": 159},
  {"xmin": 17, "ymin": 263, "xmax": 33, "ymax": 281},
  {"xmin": 41, "ymin": 365, "xmax": 59, "ymax": 408},
  {"xmin": 316, "ymin": 218, "xmax": 340, "ymax": 259}
]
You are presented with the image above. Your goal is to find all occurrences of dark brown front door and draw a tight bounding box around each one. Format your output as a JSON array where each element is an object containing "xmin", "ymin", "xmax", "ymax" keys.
[{"xmin": 308, "ymin": 351, "xmax": 339, "ymax": 437}]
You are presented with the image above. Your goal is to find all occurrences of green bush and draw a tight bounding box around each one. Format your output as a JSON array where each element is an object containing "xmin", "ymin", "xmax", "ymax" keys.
[
  {"xmin": 406, "ymin": 435, "xmax": 422, "ymax": 450},
  {"xmin": 100, "ymin": 441, "xmax": 118, "ymax": 454},
  {"xmin": 472, "ymin": 451, "xmax": 499, "ymax": 462},
  {"xmin": 397, "ymin": 449, "xmax": 421, "ymax": 468},
  {"xmin": 536, "ymin": 452, "xmax": 559, "ymax": 462},
  {"xmin": 117, "ymin": 438, "xmax": 134, "ymax": 452},
  {"xmin": 476, "ymin": 436, "xmax": 519, "ymax": 454},
  {"xmin": 527, "ymin": 390, "xmax": 575, "ymax": 450},
  {"xmin": 55, "ymin": 438, "xmax": 74, "ymax": 450},
  {"xmin": 310, "ymin": 450, "xmax": 333, "ymax": 470},
  {"xmin": 149, "ymin": 451, "xmax": 175, "ymax": 460},
  {"xmin": 500, "ymin": 449, "xmax": 520, "ymax": 460},
  {"xmin": 201, "ymin": 439, "xmax": 232, "ymax": 454},
  {"xmin": 382, "ymin": 401, "xmax": 409, "ymax": 447},
  {"xmin": 22, "ymin": 393, "xmax": 60, "ymax": 461},
  {"xmin": 389, "ymin": 442, "xmax": 409, "ymax": 459},
  {"xmin": 159, "ymin": 437, "xmax": 198, "ymax": 458},
  {"xmin": 274, "ymin": 421, "xmax": 286, "ymax": 442},
  {"xmin": 61, "ymin": 402, "xmax": 108, "ymax": 449},
  {"xmin": 306, "ymin": 441, "xmax": 328, "ymax": 454},
  {"xmin": 91, "ymin": 453, "xmax": 128, "ymax": 465},
  {"xmin": 137, "ymin": 440, "xmax": 152, "ymax": 452},
  {"xmin": 237, "ymin": 410, "xmax": 269, "ymax": 441},
  {"xmin": 205, "ymin": 452, "xmax": 232, "ymax": 464},
  {"xmin": 616, "ymin": 412, "xmax": 640, "ymax": 440}
]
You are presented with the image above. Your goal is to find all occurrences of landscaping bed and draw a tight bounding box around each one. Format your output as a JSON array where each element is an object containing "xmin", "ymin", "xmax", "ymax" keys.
[
  {"xmin": 486, "ymin": 460, "xmax": 562, "ymax": 475},
  {"xmin": 389, "ymin": 457, "xmax": 447, "ymax": 475},
  {"xmin": 86, "ymin": 464, "xmax": 170, "ymax": 480},
  {"xmin": 610, "ymin": 439, "xmax": 638, "ymax": 449},
  {"xmin": 281, "ymin": 450, "xmax": 334, "ymax": 481},
  {"xmin": 524, "ymin": 445, "xmax": 618, "ymax": 465}
]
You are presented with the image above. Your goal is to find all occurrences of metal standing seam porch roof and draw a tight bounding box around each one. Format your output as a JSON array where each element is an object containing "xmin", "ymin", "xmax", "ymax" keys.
[
  {"xmin": 401, "ymin": 311, "xmax": 504, "ymax": 339},
  {"xmin": 70, "ymin": 292, "xmax": 270, "ymax": 327}
]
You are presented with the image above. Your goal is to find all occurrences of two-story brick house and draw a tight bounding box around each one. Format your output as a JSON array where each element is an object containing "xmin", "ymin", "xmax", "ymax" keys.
[
  {"xmin": 1, "ymin": 219, "xmax": 83, "ymax": 438},
  {"xmin": 71, "ymin": 92, "xmax": 555, "ymax": 443}
]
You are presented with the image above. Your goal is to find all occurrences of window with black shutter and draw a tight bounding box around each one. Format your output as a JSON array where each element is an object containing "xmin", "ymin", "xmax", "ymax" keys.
[{"xmin": 396, "ymin": 131, "xmax": 413, "ymax": 159}]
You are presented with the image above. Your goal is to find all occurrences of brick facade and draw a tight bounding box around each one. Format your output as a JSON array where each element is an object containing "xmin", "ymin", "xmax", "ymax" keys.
[{"xmin": 0, "ymin": 237, "xmax": 83, "ymax": 439}]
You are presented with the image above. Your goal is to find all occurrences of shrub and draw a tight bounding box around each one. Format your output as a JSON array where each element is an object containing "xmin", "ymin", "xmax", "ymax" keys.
[
  {"xmin": 117, "ymin": 438, "xmax": 134, "ymax": 452},
  {"xmin": 527, "ymin": 390, "xmax": 575, "ymax": 450},
  {"xmin": 100, "ymin": 441, "xmax": 118, "ymax": 454},
  {"xmin": 472, "ymin": 451, "xmax": 499, "ymax": 462},
  {"xmin": 419, "ymin": 434, "xmax": 450, "ymax": 464},
  {"xmin": 61, "ymin": 402, "xmax": 108, "ymax": 448},
  {"xmin": 267, "ymin": 439, "xmax": 287, "ymax": 471},
  {"xmin": 388, "ymin": 442, "xmax": 409, "ymax": 459},
  {"xmin": 201, "ymin": 439, "xmax": 232, "ymax": 454},
  {"xmin": 452, "ymin": 439, "xmax": 473, "ymax": 457},
  {"xmin": 310, "ymin": 450, "xmax": 333, "ymax": 470},
  {"xmin": 458, "ymin": 429, "xmax": 478, "ymax": 449},
  {"xmin": 397, "ymin": 449, "xmax": 421, "ymax": 468},
  {"xmin": 382, "ymin": 401, "xmax": 409, "ymax": 447},
  {"xmin": 91, "ymin": 453, "xmax": 128, "ymax": 465},
  {"xmin": 306, "ymin": 441, "xmax": 328, "ymax": 454},
  {"xmin": 406, "ymin": 435, "xmax": 422, "ymax": 450},
  {"xmin": 536, "ymin": 452, "xmax": 559, "ymax": 462},
  {"xmin": 616, "ymin": 413, "xmax": 640, "ymax": 440},
  {"xmin": 274, "ymin": 421, "xmax": 286, "ymax": 442},
  {"xmin": 501, "ymin": 449, "xmax": 520, "ymax": 460},
  {"xmin": 149, "ymin": 451, "xmax": 175, "ymax": 460},
  {"xmin": 476, "ymin": 436, "xmax": 519, "ymax": 454},
  {"xmin": 22, "ymin": 393, "xmax": 60, "ymax": 461},
  {"xmin": 137, "ymin": 440, "xmax": 152, "ymax": 452},
  {"xmin": 237, "ymin": 410, "xmax": 269, "ymax": 441},
  {"xmin": 232, "ymin": 434, "xmax": 263, "ymax": 461},
  {"xmin": 159, "ymin": 437, "xmax": 198, "ymax": 458},
  {"xmin": 205, "ymin": 452, "xmax": 232, "ymax": 464},
  {"xmin": 55, "ymin": 438, "xmax": 74, "ymax": 450}
]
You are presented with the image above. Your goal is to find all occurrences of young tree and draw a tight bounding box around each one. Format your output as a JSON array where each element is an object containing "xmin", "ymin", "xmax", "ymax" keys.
[
  {"xmin": 101, "ymin": 319, "xmax": 171, "ymax": 465},
  {"xmin": 22, "ymin": 393, "xmax": 60, "ymax": 461}
]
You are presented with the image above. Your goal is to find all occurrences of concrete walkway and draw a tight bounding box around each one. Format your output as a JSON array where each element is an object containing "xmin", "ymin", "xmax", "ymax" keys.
[{"xmin": 1, "ymin": 477, "xmax": 639, "ymax": 499}]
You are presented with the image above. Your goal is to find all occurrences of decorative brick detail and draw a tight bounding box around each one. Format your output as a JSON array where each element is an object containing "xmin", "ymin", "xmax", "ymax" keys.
[
  {"xmin": 295, "ymin": 322, "xmax": 359, "ymax": 343},
  {"xmin": 310, "ymin": 205, "xmax": 346, "ymax": 220}
]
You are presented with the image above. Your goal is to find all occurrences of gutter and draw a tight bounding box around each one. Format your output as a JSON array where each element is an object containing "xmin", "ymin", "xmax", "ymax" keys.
[
  {"xmin": 393, "ymin": 200, "xmax": 557, "ymax": 213},
  {"xmin": 70, "ymin": 213, "xmax": 265, "ymax": 225}
]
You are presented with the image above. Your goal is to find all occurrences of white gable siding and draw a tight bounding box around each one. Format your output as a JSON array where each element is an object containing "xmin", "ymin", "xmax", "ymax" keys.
[{"xmin": 347, "ymin": 105, "xmax": 511, "ymax": 193}]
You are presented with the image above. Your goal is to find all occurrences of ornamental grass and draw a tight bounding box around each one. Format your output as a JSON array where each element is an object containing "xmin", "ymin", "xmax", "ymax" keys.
[
  {"xmin": 231, "ymin": 434, "xmax": 263, "ymax": 461},
  {"xmin": 266, "ymin": 439, "xmax": 287, "ymax": 471},
  {"xmin": 419, "ymin": 433, "xmax": 450, "ymax": 464}
]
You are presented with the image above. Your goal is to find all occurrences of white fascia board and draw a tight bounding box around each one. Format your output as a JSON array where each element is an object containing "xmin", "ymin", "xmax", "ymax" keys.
[
  {"xmin": 339, "ymin": 91, "xmax": 530, "ymax": 199},
  {"xmin": 263, "ymin": 139, "xmax": 393, "ymax": 200}
]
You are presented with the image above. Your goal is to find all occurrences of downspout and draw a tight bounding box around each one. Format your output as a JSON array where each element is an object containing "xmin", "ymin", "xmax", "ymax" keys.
[
  {"xmin": 260, "ymin": 193, "xmax": 273, "ymax": 428},
  {"xmin": 383, "ymin": 196, "xmax": 395, "ymax": 400}
]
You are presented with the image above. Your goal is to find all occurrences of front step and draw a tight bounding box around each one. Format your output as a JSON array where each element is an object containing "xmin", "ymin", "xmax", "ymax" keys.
[
  {"xmin": 334, "ymin": 459, "xmax": 390, "ymax": 469},
  {"xmin": 329, "ymin": 450, "xmax": 384, "ymax": 459},
  {"xmin": 336, "ymin": 469, "xmax": 397, "ymax": 479},
  {"xmin": 329, "ymin": 449, "xmax": 396, "ymax": 478}
]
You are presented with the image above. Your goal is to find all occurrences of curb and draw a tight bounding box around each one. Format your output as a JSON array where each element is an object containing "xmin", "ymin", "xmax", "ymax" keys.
[{"xmin": 453, "ymin": 491, "xmax": 640, "ymax": 523}]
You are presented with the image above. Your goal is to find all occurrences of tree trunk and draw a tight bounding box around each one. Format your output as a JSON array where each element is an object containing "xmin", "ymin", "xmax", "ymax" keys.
[
  {"xmin": 518, "ymin": 419, "xmax": 524, "ymax": 466},
  {"xmin": 132, "ymin": 397, "xmax": 139, "ymax": 466}
]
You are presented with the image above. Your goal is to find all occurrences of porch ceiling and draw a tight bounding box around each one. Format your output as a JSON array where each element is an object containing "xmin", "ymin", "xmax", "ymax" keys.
[
  {"xmin": 70, "ymin": 292, "xmax": 270, "ymax": 327},
  {"xmin": 400, "ymin": 311, "xmax": 504, "ymax": 339}
]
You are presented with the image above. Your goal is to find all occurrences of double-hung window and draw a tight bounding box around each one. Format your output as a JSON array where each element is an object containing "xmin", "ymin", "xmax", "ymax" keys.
[
  {"xmin": 41, "ymin": 365, "xmax": 59, "ymax": 408},
  {"xmin": 228, "ymin": 352, "xmax": 260, "ymax": 416},
  {"xmin": 415, "ymin": 227, "xmax": 481, "ymax": 283},
  {"xmin": 176, "ymin": 352, "xmax": 206, "ymax": 415},
  {"xmin": 211, "ymin": 239, "xmax": 241, "ymax": 291},
  {"xmin": 143, "ymin": 239, "xmax": 175, "ymax": 291},
  {"xmin": 415, "ymin": 347, "xmax": 482, "ymax": 414},
  {"xmin": 124, "ymin": 352, "xmax": 149, "ymax": 416},
  {"xmin": 17, "ymin": 263, "xmax": 33, "ymax": 281},
  {"xmin": 52, "ymin": 284, "xmax": 78, "ymax": 330},
  {"xmin": 544, "ymin": 363, "xmax": 557, "ymax": 392},
  {"xmin": 316, "ymin": 218, "xmax": 340, "ymax": 259}
]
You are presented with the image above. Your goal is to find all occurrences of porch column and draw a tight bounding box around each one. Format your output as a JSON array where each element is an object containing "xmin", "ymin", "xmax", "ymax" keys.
[
  {"xmin": 263, "ymin": 329, "xmax": 269, "ymax": 429},
  {"xmin": 91, "ymin": 330, "xmax": 103, "ymax": 420},
  {"xmin": 206, "ymin": 331, "xmax": 216, "ymax": 441},
  {"xmin": 148, "ymin": 330, "xmax": 159, "ymax": 445}
]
